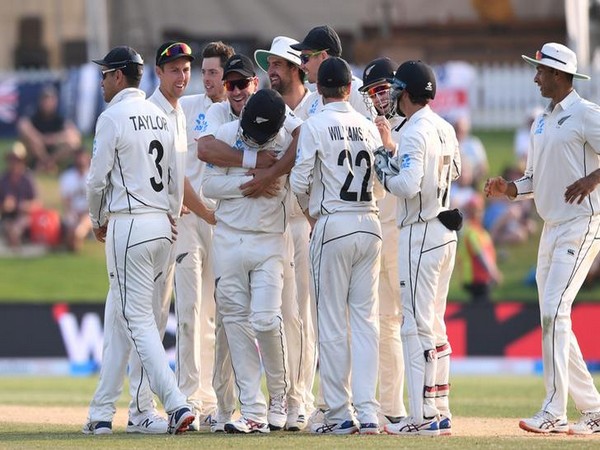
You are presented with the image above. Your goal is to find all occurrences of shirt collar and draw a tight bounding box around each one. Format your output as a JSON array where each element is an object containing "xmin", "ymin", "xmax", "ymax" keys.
[
  {"xmin": 107, "ymin": 88, "xmax": 145, "ymax": 108},
  {"xmin": 150, "ymin": 87, "xmax": 181, "ymax": 115}
]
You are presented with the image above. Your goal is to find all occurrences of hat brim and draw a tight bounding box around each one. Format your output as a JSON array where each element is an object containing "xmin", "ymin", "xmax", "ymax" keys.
[
  {"xmin": 521, "ymin": 55, "xmax": 590, "ymax": 80},
  {"xmin": 290, "ymin": 42, "xmax": 313, "ymax": 51},
  {"xmin": 157, "ymin": 54, "xmax": 195, "ymax": 66},
  {"xmin": 222, "ymin": 69, "xmax": 255, "ymax": 80},
  {"xmin": 254, "ymin": 50, "xmax": 301, "ymax": 73}
]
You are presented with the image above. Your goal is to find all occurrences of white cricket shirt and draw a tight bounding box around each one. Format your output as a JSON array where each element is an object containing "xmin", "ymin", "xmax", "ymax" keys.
[
  {"xmin": 385, "ymin": 105, "xmax": 461, "ymax": 227},
  {"xmin": 87, "ymin": 88, "xmax": 179, "ymax": 227},
  {"xmin": 514, "ymin": 90, "xmax": 600, "ymax": 224}
]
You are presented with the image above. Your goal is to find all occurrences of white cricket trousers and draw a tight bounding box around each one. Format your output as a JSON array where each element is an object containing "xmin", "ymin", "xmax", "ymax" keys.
[
  {"xmin": 290, "ymin": 215, "xmax": 316, "ymax": 410},
  {"xmin": 87, "ymin": 213, "xmax": 188, "ymax": 422},
  {"xmin": 398, "ymin": 219, "xmax": 456, "ymax": 424},
  {"xmin": 212, "ymin": 224, "xmax": 290, "ymax": 423},
  {"xmin": 536, "ymin": 215, "xmax": 600, "ymax": 418},
  {"xmin": 173, "ymin": 212, "xmax": 217, "ymax": 414},
  {"xmin": 378, "ymin": 220, "xmax": 406, "ymax": 419},
  {"xmin": 310, "ymin": 212, "xmax": 381, "ymax": 425}
]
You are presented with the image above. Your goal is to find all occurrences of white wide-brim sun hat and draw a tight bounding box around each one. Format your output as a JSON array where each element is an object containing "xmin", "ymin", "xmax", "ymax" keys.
[
  {"xmin": 522, "ymin": 42, "xmax": 590, "ymax": 80},
  {"xmin": 254, "ymin": 36, "xmax": 302, "ymax": 73}
]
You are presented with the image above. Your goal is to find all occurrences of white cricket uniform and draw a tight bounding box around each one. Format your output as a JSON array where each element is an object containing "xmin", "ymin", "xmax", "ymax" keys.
[
  {"xmin": 377, "ymin": 115, "xmax": 407, "ymax": 420},
  {"xmin": 512, "ymin": 90, "xmax": 600, "ymax": 419},
  {"xmin": 290, "ymin": 100, "xmax": 383, "ymax": 426},
  {"xmin": 200, "ymin": 99, "xmax": 303, "ymax": 421},
  {"xmin": 385, "ymin": 104, "xmax": 460, "ymax": 423},
  {"xmin": 203, "ymin": 120, "xmax": 292, "ymax": 423},
  {"xmin": 86, "ymin": 87, "xmax": 187, "ymax": 423},
  {"xmin": 59, "ymin": 166, "xmax": 89, "ymax": 223},
  {"xmin": 173, "ymin": 93, "xmax": 219, "ymax": 417},
  {"xmin": 296, "ymin": 75, "xmax": 373, "ymax": 120},
  {"xmin": 124, "ymin": 87, "xmax": 188, "ymax": 419},
  {"xmin": 289, "ymin": 90, "xmax": 317, "ymax": 413}
]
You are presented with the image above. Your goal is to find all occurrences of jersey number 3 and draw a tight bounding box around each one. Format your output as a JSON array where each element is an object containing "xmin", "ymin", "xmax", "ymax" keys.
[
  {"xmin": 149, "ymin": 140, "xmax": 164, "ymax": 192},
  {"xmin": 337, "ymin": 149, "xmax": 372, "ymax": 202}
]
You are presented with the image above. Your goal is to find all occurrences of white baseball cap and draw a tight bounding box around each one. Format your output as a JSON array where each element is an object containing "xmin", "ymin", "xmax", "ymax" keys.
[
  {"xmin": 254, "ymin": 36, "xmax": 302, "ymax": 73},
  {"xmin": 522, "ymin": 42, "xmax": 590, "ymax": 80}
]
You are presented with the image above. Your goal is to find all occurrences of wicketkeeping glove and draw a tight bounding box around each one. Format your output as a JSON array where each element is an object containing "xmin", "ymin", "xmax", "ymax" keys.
[{"xmin": 373, "ymin": 146, "xmax": 400, "ymax": 192}]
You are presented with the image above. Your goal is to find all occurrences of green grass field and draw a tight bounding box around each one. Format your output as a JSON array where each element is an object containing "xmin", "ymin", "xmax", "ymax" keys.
[
  {"xmin": 0, "ymin": 130, "xmax": 599, "ymax": 302},
  {"xmin": 0, "ymin": 375, "xmax": 598, "ymax": 448}
]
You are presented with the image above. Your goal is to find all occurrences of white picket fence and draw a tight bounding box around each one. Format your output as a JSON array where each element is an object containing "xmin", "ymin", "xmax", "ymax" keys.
[{"xmin": 469, "ymin": 63, "xmax": 600, "ymax": 129}]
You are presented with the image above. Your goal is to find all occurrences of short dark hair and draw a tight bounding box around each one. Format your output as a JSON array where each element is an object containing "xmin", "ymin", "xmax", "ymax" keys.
[
  {"xmin": 202, "ymin": 41, "xmax": 235, "ymax": 68},
  {"xmin": 122, "ymin": 65, "xmax": 143, "ymax": 87},
  {"xmin": 406, "ymin": 92, "xmax": 430, "ymax": 106},
  {"xmin": 318, "ymin": 85, "xmax": 350, "ymax": 100}
]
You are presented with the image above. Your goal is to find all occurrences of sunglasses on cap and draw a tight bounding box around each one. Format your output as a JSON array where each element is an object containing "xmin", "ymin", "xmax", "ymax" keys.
[
  {"xmin": 299, "ymin": 49, "xmax": 328, "ymax": 64},
  {"xmin": 101, "ymin": 65, "xmax": 126, "ymax": 79},
  {"xmin": 160, "ymin": 42, "xmax": 193, "ymax": 58},
  {"xmin": 224, "ymin": 78, "xmax": 253, "ymax": 91},
  {"xmin": 535, "ymin": 50, "xmax": 566, "ymax": 65}
]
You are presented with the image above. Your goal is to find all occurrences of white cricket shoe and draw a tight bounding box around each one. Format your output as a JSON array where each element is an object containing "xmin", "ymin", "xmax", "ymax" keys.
[
  {"xmin": 307, "ymin": 407, "xmax": 327, "ymax": 429},
  {"xmin": 286, "ymin": 404, "xmax": 307, "ymax": 431},
  {"xmin": 569, "ymin": 411, "xmax": 600, "ymax": 435},
  {"xmin": 82, "ymin": 420, "xmax": 112, "ymax": 435},
  {"xmin": 167, "ymin": 406, "xmax": 195, "ymax": 434},
  {"xmin": 439, "ymin": 415, "xmax": 452, "ymax": 436},
  {"xmin": 197, "ymin": 408, "xmax": 217, "ymax": 431},
  {"xmin": 384, "ymin": 416, "xmax": 440, "ymax": 436},
  {"xmin": 310, "ymin": 419, "xmax": 358, "ymax": 435},
  {"xmin": 127, "ymin": 410, "xmax": 168, "ymax": 434},
  {"xmin": 268, "ymin": 393, "xmax": 287, "ymax": 430},
  {"xmin": 519, "ymin": 410, "xmax": 568, "ymax": 434},
  {"xmin": 210, "ymin": 409, "xmax": 232, "ymax": 433},
  {"xmin": 224, "ymin": 416, "xmax": 270, "ymax": 434}
]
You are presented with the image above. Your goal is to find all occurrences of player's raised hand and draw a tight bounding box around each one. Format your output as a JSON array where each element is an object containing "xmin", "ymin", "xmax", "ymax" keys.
[{"xmin": 484, "ymin": 177, "xmax": 508, "ymax": 197}]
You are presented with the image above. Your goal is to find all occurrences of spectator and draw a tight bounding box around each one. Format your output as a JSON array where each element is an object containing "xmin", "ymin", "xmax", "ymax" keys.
[
  {"xmin": 453, "ymin": 115, "xmax": 488, "ymax": 188},
  {"xmin": 0, "ymin": 142, "xmax": 39, "ymax": 249},
  {"xmin": 514, "ymin": 106, "xmax": 544, "ymax": 171},
  {"xmin": 17, "ymin": 85, "xmax": 82, "ymax": 173},
  {"xmin": 59, "ymin": 148, "xmax": 92, "ymax": 252},
  {"xmin": 457, "ymin": 194, "xmax": 502, "ymax": 303}
]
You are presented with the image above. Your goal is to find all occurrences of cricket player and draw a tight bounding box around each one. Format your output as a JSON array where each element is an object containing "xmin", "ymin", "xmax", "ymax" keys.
[
  {"xmin": 359, "ymin": 57, "xmax": 408, "ymax": 429},
  {"xmin": 83, "ymin": 45, "xmax": 194, "ymax": 435},
  {"xmin": 291, "ymin": 25, "xmax": 373, "ymax": 119},
  {"xmin": 290, "ymin": 57, "xmax": 384, "ymax": 435},
  {"xmin": 176, "ymin": 41, "xmax": 234, "ymax": 431},
  {"xmin": 197, "ymin": 53, "xmax": 303, "ymax": 432},
  {"xmin": 376, "ymin": 61, "xmax": 461, "ymax": 437},
  {"xmin": 203, "ymin": 89, "xmax": 292, "ymax": 434},
  {"xmin": 486, "ymin": 42, "xmax": 600, "ymax": 435}
]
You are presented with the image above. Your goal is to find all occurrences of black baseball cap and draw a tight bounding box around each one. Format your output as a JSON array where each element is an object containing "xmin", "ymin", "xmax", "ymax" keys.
[
  {"xmin": 155, "ymin": 41, "xmax": 195, "ymax": 66},
  {"xmin": 291, "ymin": 25, "xmax": 342, "ymax": 57},
  {"xmin": 222, "ymin": 54, "xmax": 256, "ymax": 80},
  {"xmin": 92, "ymin": 46, "xmax": 144, "ymax": 68},
  {"xmin": 241, "ymin": 89, "xmax": 286, "ymax": 146},
  {"xmin": 392, "ymin": 60, "xmax": 436, "ymax": 99},
  {"xmin": 359, "ymin": 57, "xmax": 397, "ymax": 92},
  {"xmin": 317, "ymin": 56, "xmax": 352, "ymax": 88}
]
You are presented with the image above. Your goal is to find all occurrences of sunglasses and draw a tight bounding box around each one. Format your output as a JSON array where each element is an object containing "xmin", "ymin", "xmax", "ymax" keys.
[
  {"xmin": 535, "ymin": 50, "xmax": 566, "ymax": 65},
  {"xmin": 299, "ymin": 49, "xmax": 327, "ymax": 64},
  {"xmin": 366, "ymin": 83, "xmax": 391, "ymax": 98},
  {"xmin": 160, "ymin": 42, "xmax": 193, "ymax": 59},
  {"xmin": 224, "ymin": 78, "xmax": 253, "ymax": 91},
  {"xmin": 101, "ymin": 66, "xmax": 125, "ymax": 79}
]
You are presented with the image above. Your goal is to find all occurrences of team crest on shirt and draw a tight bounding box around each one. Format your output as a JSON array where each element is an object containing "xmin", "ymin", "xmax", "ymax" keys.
[
  {"xmin": 309, "ymin": 98, "xmax": 320, "ymax": 115},
  {"xmin": 557, "ymin": 115, "xmax": 571, "ymax": 126},
  {"xmin": 400, "ymin": 153, "xmax": 411, "ymax": 168},
  {"xmin": 534, "ymin": 117, "xmax": 545, "ymax": 135},
  {"xmin": 194, "ymin": 113, "xmax": 208, "ymax": 132}
]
